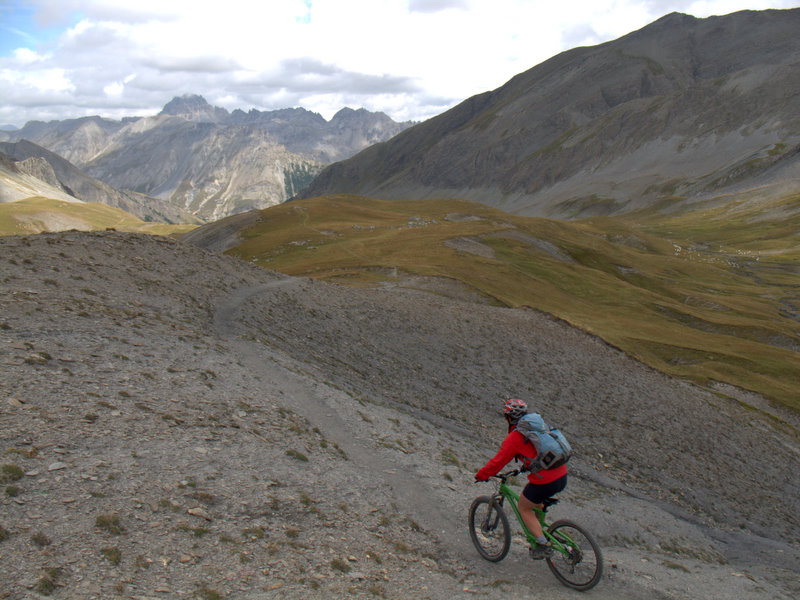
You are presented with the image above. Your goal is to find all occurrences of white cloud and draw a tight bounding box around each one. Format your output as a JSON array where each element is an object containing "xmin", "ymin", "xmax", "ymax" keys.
[
  {"xmin": 12, "ymin": 48, "xmax": 46, "ymax": 64},
  {"xmin": 103, "ymin": 81, "xmax": 124, "ymax": 97},
  {"xmin": 408, "ymin": 0, "xmax": 470, "ymax": 12},
  {"xmin": 5, "ymin": 65, "xmax": 74, "ymax": 93},
  {"xmin": 0, "ymin": 0, "xmax": 796, "ymax": 128}
]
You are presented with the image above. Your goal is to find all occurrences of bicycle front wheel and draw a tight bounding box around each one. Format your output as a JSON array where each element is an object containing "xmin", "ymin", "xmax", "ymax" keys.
[
  {"xmin": 468, "ymin": 496, "xmax": 510, "ymax": 562},
  {"xmin": 546, "ymin": 519, "xmax": 603, "ymax": 591}
]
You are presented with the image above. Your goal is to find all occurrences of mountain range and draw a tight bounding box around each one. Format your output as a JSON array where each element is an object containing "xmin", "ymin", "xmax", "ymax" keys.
[
  {"xmin": 299, "ymin": 9, "xmax": 800, "ymax": 219},
  {"xmin": 0, "ymin": 96, "xmax": 412, "ymax": 222},
  {"xmin": 4, "ymin": 10, "xmax": 798, "ymax": 225}
]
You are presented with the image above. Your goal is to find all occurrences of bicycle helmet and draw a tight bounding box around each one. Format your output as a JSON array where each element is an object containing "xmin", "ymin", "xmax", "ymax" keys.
[{"xmin": 503, "ymin": 398, "xmax": 528, "ymax": 422}]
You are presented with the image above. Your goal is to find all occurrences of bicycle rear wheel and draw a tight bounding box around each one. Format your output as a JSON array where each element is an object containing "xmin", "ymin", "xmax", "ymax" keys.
[
  {"xmin": 468, "ymin": 496, "xmax": 510, "ymax": 562},
  {"xmin": 546, "ymin": 519, "xmax": 603, "ymax": 591}
]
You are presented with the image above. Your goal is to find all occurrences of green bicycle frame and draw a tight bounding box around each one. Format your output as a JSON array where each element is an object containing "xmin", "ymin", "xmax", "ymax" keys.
[{"xmin": 496, "ymin": 480, "xmax": 574, "ymax": 554}]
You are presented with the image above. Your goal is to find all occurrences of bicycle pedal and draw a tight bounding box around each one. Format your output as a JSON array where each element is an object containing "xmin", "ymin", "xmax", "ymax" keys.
[{"xmin": 529, "ymin": 545, "xmax": 554, "ymax": 560}]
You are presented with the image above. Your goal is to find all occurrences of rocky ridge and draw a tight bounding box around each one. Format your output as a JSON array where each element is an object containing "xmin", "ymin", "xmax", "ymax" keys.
[
  {"xmin": 1, "ymin": 231, "xmax": 798, "ymax": 599},
  {"xmin": 0, "ymin": 97, "xmax": 412, "ymax": 222},
  {"xmin": 0, "ymin": 141, "xmax": 197, "ymax": 225},
  {"xmin": 299, "ymin": 9, "xmax": 800, "ymax": 219}
]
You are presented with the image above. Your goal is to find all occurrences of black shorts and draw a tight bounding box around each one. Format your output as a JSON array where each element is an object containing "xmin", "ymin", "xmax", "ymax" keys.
[{"xmin": 522, "ymin": 474, "xmax": 567, "ymax": 504}]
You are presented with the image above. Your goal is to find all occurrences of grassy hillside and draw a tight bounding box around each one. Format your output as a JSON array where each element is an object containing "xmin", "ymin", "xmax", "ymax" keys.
[
  {"xmin": 0, "ymin": 197, "xmax": 196, "ymax": 236},
  {"xmin": 224, "ymin": 194, "xmax": 799, "ymax": 414}
]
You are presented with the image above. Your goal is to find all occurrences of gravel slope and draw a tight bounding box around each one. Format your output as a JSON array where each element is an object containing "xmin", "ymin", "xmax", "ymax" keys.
[{"xmin": 1, "ymin": 231, "xmax": 798, "ymax": 599}]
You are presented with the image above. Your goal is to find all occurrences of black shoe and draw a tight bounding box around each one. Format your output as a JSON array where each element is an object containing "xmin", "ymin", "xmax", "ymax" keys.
[{"xmin": 529, "ymin": 543, "xmax": 554, "ymax": 560}]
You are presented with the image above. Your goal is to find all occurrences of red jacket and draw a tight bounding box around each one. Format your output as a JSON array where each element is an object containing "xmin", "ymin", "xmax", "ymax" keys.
[{"xmin": 476, "ymin": 428, "xmax": 567, "ymax": 485}]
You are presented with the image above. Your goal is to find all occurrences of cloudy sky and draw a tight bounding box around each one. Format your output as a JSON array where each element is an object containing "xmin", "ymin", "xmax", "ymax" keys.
[{"xmin": 0, "ymin": 0, "xmax": 795, "ymax": 127}]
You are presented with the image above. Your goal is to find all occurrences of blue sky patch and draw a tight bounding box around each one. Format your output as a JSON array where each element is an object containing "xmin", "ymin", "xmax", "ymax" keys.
[
  {"xmin": 296, "ymin": 0, "xmax": 312, "ymax": 24},
  {"xmin": 0, "ymin": 0, "xmax": 82, "ymax": 56}
]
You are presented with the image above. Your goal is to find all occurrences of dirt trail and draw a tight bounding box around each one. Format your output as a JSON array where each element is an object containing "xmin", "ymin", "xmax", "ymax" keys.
[
  {"xmin": 214, "ymin": 280, "xmax": 482, "ymax": 558},
  {"xmin": 210, "ymin": 279, "xmax": 696, "ymax": 600},
  {"xmin": 214, "ymin": 279, "xmax": 463, "ymax": 549}
]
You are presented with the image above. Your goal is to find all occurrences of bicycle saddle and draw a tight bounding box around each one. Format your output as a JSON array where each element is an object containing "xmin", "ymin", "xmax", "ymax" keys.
[{"xmin": 542, "ymin": 497, "xmax": 560, "ymax": 510}]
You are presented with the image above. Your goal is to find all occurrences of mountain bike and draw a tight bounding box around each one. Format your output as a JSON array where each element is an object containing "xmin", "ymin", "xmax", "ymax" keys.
[{"xmin": 469, "ymin": 469, "xmax": 603, "ymax": 591}]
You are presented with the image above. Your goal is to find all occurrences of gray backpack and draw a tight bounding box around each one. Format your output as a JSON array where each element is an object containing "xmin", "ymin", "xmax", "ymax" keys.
[{"xmin": 516, "ymin": 413, "xmax": 572, "ymax": 473}]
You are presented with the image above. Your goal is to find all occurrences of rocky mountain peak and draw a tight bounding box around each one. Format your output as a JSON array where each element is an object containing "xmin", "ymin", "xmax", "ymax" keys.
[
  {"xmin": 229, "ymin": 106, "xmax": 328, "ymax": 128},
  {"xmin": 330, "ymin": 106, "xmax": 365, "ymax": 120},
  {"xmin": 159, "ymin": 94, "xmax": 229, "ymax": 123},
  {"xmin": 330, "ymin": 107, "xmax": 391, "ymax": 128},
  {"xmin": 0, "ymin": 97, "xmax": 412, "ymax": 222}
]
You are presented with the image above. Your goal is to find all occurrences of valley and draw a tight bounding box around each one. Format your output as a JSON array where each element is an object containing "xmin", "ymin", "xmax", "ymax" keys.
[
  {"xmin": 186, "ymin": 194, "xmax": 800, "ymax": 415},
  {"xmin": 1, "ymin": 231, "xmax": 798, "ymax": 599}
]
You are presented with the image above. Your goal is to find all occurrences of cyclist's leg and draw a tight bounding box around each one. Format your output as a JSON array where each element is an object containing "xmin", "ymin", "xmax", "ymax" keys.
[
  {"xmin": 518, "ymin": 493, "xmax": 545, "ymax": 539},
  {"xmin": 520, "ymin": 475, "xmax": 568, "ymax": 541}
]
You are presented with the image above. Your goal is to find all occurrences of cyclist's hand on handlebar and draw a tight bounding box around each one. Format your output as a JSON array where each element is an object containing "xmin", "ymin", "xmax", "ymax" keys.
[{"xmin": 494, "ymin": 468, "xmax": 521, "ymax": 479}]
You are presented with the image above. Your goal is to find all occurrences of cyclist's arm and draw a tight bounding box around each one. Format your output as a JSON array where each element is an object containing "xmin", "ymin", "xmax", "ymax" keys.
[{"xmin": 475, "ymin": 431, "xmax": 525, "ymax": 481}]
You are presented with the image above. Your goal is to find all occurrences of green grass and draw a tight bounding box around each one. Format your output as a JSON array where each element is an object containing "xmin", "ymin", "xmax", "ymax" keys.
[
  {"xmin": 0, "ymin": 464, "xmax": 23, "ymax": 483},
  {"xmin": 101, "ymin": 546, "xmax": 121, "ymax": 565},
  {"xmin": 95, "ymin": 513, "xmax": 126, "ymax": 535},
  {"xmin": 285, "ymin": 449, "xmax": 309, "ymax": 462},
  {"xmin": 221, "ymin": 193, "xmax": 799, "ymax": 414},
  {"xmin": 0, "ymin": 196, "xmax": 197, "ymax": 236}
]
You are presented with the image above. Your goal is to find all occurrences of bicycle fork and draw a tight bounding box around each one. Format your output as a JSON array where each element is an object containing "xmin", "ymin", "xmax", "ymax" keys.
[{"xmin": 482, "ymin": 493, "xmax": 505, "ymax": 533}]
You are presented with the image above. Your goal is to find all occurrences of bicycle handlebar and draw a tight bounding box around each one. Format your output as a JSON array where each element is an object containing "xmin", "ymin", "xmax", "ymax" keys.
[
  {"xmin": 474, "ymin": 467, "xmax": 530, "ymax": 484},
  {"xmin": 491, "ymin": 468, "xmax": 522, "ymax": 481}
]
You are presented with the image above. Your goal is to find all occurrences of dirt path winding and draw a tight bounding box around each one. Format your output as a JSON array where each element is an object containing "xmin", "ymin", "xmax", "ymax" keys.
[
  {"xmin": 210, "ymin": 279, "xmax": 669, "ymax": 599},
  {"xmin": 213, "ymin": 278, "xmax": 470, "ymax": 555}
]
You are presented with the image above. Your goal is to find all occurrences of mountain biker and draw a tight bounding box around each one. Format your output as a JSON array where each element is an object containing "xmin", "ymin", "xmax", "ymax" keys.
[{"xmin": 475, "ymin": 398, "xmax": 568, "ymax": 559}]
